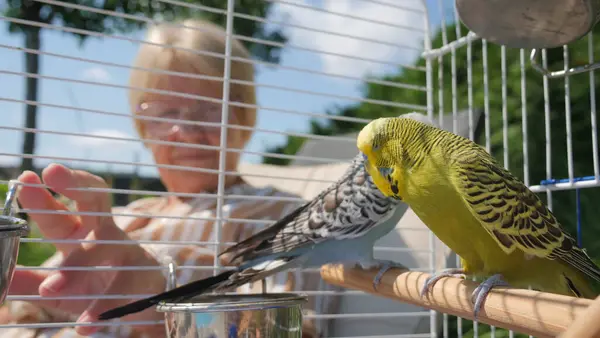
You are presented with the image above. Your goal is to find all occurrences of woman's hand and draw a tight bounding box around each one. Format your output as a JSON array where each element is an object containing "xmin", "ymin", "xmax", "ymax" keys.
[{"xmin": 8, "ymin": 163, "xmax": 167, "ymax": 336}]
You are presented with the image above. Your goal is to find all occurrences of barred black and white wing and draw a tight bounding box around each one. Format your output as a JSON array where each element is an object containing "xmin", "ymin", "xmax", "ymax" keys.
[{"xmin": 221, "ymin": 153, "xmax": 401, "ymax": 264}]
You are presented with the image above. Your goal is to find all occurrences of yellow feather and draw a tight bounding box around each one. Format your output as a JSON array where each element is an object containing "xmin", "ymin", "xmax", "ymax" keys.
[{"xmin": 357, "ymin": 116, "xmax": 600, "ymax": 299}]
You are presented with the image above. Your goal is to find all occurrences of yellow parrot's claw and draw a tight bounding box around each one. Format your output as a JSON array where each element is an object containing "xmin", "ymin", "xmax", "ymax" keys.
[
  {"xmin": 471, "ymin": 274, "xmax": 509, "ymax": 320},
  {"xmin": 420, "ymin": 268, "xmax": 466, "ymax": 298}
]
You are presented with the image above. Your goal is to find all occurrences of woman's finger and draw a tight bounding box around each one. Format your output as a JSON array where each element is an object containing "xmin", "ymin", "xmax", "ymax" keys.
[
  {"xmin": 38, "ymin": 233, "xmax": 154, "ymax": 301},
  {"xmin": 38, "ymin": 240, "xmax": 128, "ymax": 298},
  {"xmin": 36, "ymin": 241, "xmax": 126, "ymax": 315},
  {"xmin": 41, "ymin": 164, "xmax": 114, "ymax": 237},
  {"xmin": 74, "ymin": 268, "xmax": 165, "ymax": 336},
  {"xmin": 8, "ymin": 268, "xmax": 49, "ymax": 295},
  {"xmin": 36, "ymin": 268, "xmax": 115, "ymax": 315},
  {"xmin": 38, "ymin": 241, "xmax": 164, "ymax": 334},
  {"xmin": 7, "ymin": 268, "xmax": 67, "ymax": 310},
  {"xmin": 41, "ymin": 164, "xmax": 111, "ymax": 213},
  {"xmin": 17, "ymin": 171, "xmax": 84, "ymax": 254}
]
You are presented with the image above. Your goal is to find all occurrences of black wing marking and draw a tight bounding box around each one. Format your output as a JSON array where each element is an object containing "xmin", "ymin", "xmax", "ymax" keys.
[{"xmin": 448, "ymin": 135, "xmax": 600, "ymax": 284}]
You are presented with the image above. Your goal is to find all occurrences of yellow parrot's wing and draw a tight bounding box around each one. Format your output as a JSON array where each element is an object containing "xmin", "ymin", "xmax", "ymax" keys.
[{"xmin": 450, "ymin": 152, "xmax": 600, "ymax": 283}]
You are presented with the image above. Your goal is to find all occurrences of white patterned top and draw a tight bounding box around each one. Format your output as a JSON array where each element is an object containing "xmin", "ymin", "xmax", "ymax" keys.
[{"xmin": 0, "ymin": 181, "xmax": 338, "ymax": 338}]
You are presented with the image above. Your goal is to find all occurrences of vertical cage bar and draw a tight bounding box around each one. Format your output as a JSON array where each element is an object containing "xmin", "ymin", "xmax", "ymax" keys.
[
  {"xmin": 429, "ymin": 231, "xmax": 438, "ymax": 338},
  {"xmin": 576, "ymin": 189, "xmax": 582, "ymax": 246},
  {"xmin": 588, "ymin": 32, "xmax": 599, "ymax": 181},
  {"xmin": 425, "ymin": 57, "xmax": 435, "ymax": 123},
  {"xmin": 453, "ymin": 2, "xmax": 462, "ymax": 39},
  {"xmin": 474, "ymin": 37, "xmax": 490, "ymax": 338},
  {"xmin": 451, "ymin": 0, "xmax": 460, "ymax": 136},
  {"xmin": 498, "ymin": 44, "xmax": 511, "ymax": 338},
  {"xmin": 436, "ymin": 2, "xmax": 447, "ymax": 336},
  {"xmin": 562, "ymin": 43, "xmax": 581, "ymax": 255},
  {"xmin": 423, "ymin": 0, "xmax": 435, "ymax": 123},
  {"xmin": 564, "ymin": 45, "xmax": 574, "ymax": 183},
  {"xmin": 451, "ymin": 46, "xmax": 457, "ymax": 133},
  {"xmin": 542, "ymin": 48, "xmax": 553, "ymax": 211},
  {"xmin": 437, "ymin": 0, "xmax": 448, "ymax": 46},
  {"xmin": 482, "ymin": 39, "xmax": 490, "ymax": 153},
  {"xmin": 457, "ymin": 39, "xmax": 466, "ymax": 338},
  {"xmin": 467, "ymin": 35, "xmax": 480, "ymax": 338},
  {"xmin": 466, "ymin": 34, "xmax": 474, "ymax": 338},
  {"xmin": 213, "ymin": 0, "xmax": 235, "ymax": 275},
  {"xmin": 520, "ymin": 49, "xmax": 529, "ymax": 186},
  {"xmin": 501, "ymin": 46, "xmax": 509, "ymax": 169},
  {"xmin": 520, "ymin": 48, "xmax": 534, "ymax": 338},
  {"xmin": 467, "ymin": 37, "xmax": 474, "ymax": 141},
  {"xmin": 420, "ymin": 1, "xmax": 437, "ymax": 336},
  {"xmin": 448, "ymin": 42, "xmax": 459, "ymax": 338},
  {"xmin": 435, "ymin": 42, "xmax": 444, "ymax": 338},
  {"xmin": 439, "ymin": 55, "xmax": 445, "ymax": 128},
  {"xmin": 437, "ymin": 0, "xmax": 447, "ymax": 130}
]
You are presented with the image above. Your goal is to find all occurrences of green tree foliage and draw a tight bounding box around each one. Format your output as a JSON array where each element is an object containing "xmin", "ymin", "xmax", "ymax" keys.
[
  {"xmin": 3, "ymin": 0, "xmax": 287, "ymax": 172},
  {"xmin": 263, "ymin": 22, "xmax": 600, "ymax": 336},
  {"xmin": 0, "ymin": 182, "xmax": 55, "ymax": 266},
  {"xmin": 265, "ymin": 135, "xmax": 306, "ymax": 166}
]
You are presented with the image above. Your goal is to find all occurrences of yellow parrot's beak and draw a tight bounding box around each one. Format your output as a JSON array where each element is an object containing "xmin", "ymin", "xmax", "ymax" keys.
[{"xmin": 378, "ymin": 167, "xmax": 393, "ymax": 180}]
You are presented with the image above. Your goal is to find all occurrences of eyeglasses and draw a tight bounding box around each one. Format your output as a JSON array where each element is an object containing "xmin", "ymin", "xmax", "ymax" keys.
[{"xmin": 137, "ymin": 100, "xmax": 237, "ymax": 140}]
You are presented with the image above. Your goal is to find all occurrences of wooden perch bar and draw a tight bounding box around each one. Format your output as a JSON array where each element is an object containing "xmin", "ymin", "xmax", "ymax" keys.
[
  {"xmin": 320, "ymin": 264, "xmax": 592, "ymax": 338},
  {"xmin": 559, "ymin": 295, "xmax": 600, "ymax": 338}
]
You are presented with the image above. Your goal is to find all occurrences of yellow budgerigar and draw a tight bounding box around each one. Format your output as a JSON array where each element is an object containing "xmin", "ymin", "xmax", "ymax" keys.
[{"xmin": 357, "ymin": 114, "xmax": 600, "ymax": 319}]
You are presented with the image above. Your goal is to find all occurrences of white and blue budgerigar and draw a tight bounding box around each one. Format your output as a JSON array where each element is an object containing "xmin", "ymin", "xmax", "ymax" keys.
[{"xmin": 98, "ymin": 112, "xmax": 434, "ymax": 321}]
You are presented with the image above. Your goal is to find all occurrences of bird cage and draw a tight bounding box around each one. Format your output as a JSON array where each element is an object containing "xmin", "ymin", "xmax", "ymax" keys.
[{"xmin": 1, "ymin": 0, "xmax": 600, "ymax": 337}]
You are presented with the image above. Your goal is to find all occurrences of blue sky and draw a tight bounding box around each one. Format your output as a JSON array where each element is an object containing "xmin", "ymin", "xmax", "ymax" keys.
[{"xmin": 0, "ymin": 0, "xmax": 451, "ymax": 177}]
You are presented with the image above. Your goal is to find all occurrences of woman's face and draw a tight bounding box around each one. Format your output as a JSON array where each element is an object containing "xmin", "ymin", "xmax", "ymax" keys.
[{"xmin": 137, "ymin": 75, "xmax": 244, "ymax": 194}]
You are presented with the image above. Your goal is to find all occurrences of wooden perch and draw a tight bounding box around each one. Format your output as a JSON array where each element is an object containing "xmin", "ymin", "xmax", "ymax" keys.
[
  {"xmin": 320, "ymin": 264, "xmax": 592, "ymax": 338},
  {"xmin": 559, "ymin": 294, "xmax": 600, "ymax": 338}
]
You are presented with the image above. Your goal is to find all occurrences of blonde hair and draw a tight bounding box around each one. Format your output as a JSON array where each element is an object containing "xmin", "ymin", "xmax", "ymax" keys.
[{"xmin": 129, "ymin": 18, "xmax": 256, "ymax": 147}]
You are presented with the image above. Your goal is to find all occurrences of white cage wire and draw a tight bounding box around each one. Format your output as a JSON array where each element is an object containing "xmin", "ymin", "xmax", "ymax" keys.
[{"xmin": 0, "ymin": 0, "xmax": 598, "ymax": 337}]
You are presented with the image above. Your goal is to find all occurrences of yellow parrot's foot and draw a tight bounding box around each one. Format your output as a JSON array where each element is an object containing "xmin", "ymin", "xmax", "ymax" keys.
[
  {"xmin": 420, "ymin": 268, "xmax": 466, "ymax": 298},
  {"xmin": 471, "ymin": 274, "xmax": 509, "ymax": 320}
]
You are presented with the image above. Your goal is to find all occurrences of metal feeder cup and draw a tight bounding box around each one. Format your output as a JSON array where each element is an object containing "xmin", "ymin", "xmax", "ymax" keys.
[
  {"xmin": 456, "ymin": 0, "xmax": 600, "ymax": 49},
  {"xmin": 0, "ymin": 181, "xmax": 31, "ymax": 304},
  {"xmin": 157, "ymin": 293, "xmax": 307, "ymax": 338}
]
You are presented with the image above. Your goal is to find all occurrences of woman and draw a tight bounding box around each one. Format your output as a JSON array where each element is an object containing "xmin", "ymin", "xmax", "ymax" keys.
[{"xmin": 1, "ymin": 19, "xmax": 334, "ymax": 337}]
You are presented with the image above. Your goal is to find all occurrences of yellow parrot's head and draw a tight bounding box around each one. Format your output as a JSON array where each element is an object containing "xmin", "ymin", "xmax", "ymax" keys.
[
  {"xmin": 357, "ymin": 113, "xmax": 436, "ymax": 198},
  {"xmin": 356, "ymin": 117, "xmax": 385, "ymax": 158},
  {"xmin": 357, "ymin": 117, "xmax": 395, "ymax": 197}
]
